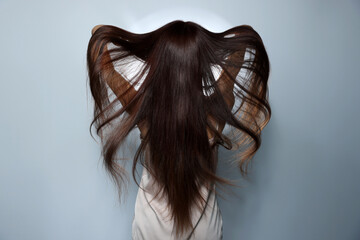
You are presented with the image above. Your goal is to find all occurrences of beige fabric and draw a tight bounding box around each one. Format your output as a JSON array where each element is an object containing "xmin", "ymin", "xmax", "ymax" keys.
[{"xmin": 132, "ymin": 137, "xmax": 223, "ymax": 240}]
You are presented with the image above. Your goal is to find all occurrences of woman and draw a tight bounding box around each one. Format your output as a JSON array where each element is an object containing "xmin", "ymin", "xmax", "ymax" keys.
[{"xmin": 87, "ymin": 20, "xmax": 271, "ymax": 239}]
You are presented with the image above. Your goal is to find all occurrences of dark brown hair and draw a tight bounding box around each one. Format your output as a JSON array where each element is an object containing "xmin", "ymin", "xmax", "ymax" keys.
[{"xmin": 86, "ymin": 20, "xmax": 271, "ymax": 238}]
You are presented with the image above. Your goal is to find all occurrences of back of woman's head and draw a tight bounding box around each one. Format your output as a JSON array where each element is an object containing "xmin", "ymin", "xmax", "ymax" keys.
[{"xmin": 87, "ymin": 20, "xmax": 271, "ymax": 238}]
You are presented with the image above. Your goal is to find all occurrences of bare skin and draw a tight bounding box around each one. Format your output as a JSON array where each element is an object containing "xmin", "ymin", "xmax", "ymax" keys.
[{"xmin": 91, "ymin": 25, "xmax": 243, "ymax": 142}]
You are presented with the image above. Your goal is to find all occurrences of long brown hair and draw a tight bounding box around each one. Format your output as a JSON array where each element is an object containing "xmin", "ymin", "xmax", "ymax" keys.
[{"xmin": 86, "ymin": 20, "xmax": 271, "ymax": 238}]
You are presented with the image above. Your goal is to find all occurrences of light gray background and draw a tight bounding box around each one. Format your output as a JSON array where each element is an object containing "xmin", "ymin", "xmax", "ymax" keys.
[{"xmin": 1, "ymin": 0, "xmax": 359, "ymax": 240}]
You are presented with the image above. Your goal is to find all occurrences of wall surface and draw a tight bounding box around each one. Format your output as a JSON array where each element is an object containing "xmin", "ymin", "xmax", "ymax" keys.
[{"xmin": 0, "ymin": 0, "xmax": 359, "ymax": 239}]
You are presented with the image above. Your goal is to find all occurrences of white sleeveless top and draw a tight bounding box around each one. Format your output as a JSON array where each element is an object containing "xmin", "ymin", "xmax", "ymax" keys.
[{"xmin": 132, "ymin": 137, "xmax": 223, "ymax": 240}]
